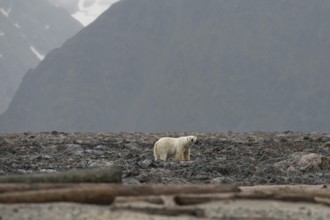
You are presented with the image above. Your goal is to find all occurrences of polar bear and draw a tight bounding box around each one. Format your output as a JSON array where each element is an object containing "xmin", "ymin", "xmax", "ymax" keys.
[{"xmin": 153, "ymin": 136, "xmax": 197, "ymax": 161}]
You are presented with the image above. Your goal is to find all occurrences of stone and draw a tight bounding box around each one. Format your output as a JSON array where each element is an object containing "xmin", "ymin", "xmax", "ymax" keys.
[
  {"xmin": 321, "ymin": 141, "xmax": 330, "ymax": 148},
  {"xmin": 298, "ymin": 153, "xmax": 328, "ymax": 172},
  {"xmin": 41, "ymin": 154, "xmax": 53, "ymax": 159},
  {"xmin": 0, "ymin": 137, "xmax": 9, "ymax": 145},
  {"xmin": 211, "ymin": 176, "xmax": 233, "ymax": 184},
  {"xmin": 138, "ymin": 159, "xmax": 153, "ymax": 169},
  {"xmin": 95, "ymin": 145, "xmax": 107, "ymax": 150},
  {"xmin": 62, "ymin": 144, "xmax": 84, "ymax": 156},
  {"xmin": 124, "ymin": 143, "xmax": 139, "ymax": 151},
  {"xmin": 85, "ymin": 149, "xmax": 103, "ymax": 156},
  {"xmin": 123, "ymin": 177, "xmax": 141, "ymax": 184},
  {"xmin": 39, "ymin": 169, "xmax": 57, "ymax": 173}
]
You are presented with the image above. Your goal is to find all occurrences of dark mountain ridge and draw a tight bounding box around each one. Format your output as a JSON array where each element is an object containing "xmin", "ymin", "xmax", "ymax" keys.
[
  {"xmin": 1, "ymin": 0, "xmax": 330, "ymax": 132},
  {"xmin": 0, "ymin": 0, "xmax": 82, "ymax": 113}
]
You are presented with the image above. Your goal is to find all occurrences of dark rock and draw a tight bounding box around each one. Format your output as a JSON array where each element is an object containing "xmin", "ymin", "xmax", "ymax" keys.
[
  {"xmin": 51, "ymin": 131, "xmax": 60, "ymax": 135},
  {"xmin": 0, "ymin": 137, "xmax": 8, "ymax": 145},
  {"xmin": 303, "ymin": 136, "xmax": 311, "ymax": 141}
]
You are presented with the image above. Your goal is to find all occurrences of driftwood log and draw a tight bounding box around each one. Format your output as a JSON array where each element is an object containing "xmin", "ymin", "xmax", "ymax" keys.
[
  {"xmin": 174, "ymin": 191, "xmax": 330, "ymax": 206},
  {"xmin": 0, "ymin": 167, "xmax": 122, "ymax": 183},
  {"xmin": 0, "ymin": 184, "xmax": 239, "ymax": 204},
  {"xmin": 240, "ymin": 184, "xmax": 329, "ymax": 194},
  {"xmin": 113, "ymin": 185, "xmax": 330, "ymax": 207},
  {"xmin": 0, "ymin": 183, "xmax": 329, "ymax": 219},
  {"xmin": 0, "ymin": 183, "xmax": 86, "ymax": 193}
]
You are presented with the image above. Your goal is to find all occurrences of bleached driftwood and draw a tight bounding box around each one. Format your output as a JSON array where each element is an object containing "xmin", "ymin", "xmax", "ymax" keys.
[
  {"xmin": 0, "ymin": 167, "xmax": 122, "ymax": 183},
  {"xmin": 0, "ymin": 184, "xmax": 239, "ymax": 204}
]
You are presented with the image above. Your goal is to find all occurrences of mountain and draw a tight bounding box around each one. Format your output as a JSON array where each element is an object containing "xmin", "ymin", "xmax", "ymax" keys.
[
  {"xmin": 0, "ymin": 0, "xmax": 82, "ymax": 114},
  {"xmin": 1, "ymin": 0, "xmax": 330, "ymax": 133}
]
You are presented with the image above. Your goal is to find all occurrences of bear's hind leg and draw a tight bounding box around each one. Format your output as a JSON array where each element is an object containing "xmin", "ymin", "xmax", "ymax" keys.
[
  {"xmin": 153, "ymin": 149, "xmax": 158, "ymax": 161},
  {"xmin": 159, "ymin": 154, "xmax": 167, "ymax": 161},
  {"xmin": 175, "ymin": 152, "xmax": 183, "ymax": 161}
]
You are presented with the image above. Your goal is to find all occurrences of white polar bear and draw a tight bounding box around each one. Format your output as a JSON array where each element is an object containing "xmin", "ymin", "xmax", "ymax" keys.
[{"xmin": 153, "ymin": 136, "xmax": 197, "ymax": 161}]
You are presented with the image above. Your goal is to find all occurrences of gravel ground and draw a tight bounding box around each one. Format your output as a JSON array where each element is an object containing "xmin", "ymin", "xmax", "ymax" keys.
[
  {"xmin": 0, "ymin": 131, "xmax": 329, "ymax": 185},
  {"xmin": 0, "ymin": 131, "xmax": 330, "ymax": 219}
]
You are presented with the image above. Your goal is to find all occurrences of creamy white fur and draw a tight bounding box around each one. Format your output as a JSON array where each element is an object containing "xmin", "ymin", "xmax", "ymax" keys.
[{"xmin": 153, "ymin": 136, "xmax": 197, "ymax": 161}]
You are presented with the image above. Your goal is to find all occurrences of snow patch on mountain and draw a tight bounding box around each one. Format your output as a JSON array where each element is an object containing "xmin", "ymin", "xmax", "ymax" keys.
[
  {"xmin": 71, "ymin": 0, "xmax": 119, "ymax": 26},
  {"xmin": 0, "ymin": 2, "xmax": 12, "ymax": 17},
  {"xmin": 0, "ymin": 8, "xmax": 10, "ymax": 17},
  {"xmin": 0, "ymin": 9, "xmax": 8, "ymax": 17},
  {"xmin": 30, "ymin": 46, "xmax": 45, "ymax": 60}
]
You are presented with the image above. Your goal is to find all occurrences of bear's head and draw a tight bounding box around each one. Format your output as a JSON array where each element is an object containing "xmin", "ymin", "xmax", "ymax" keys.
[{"xmin": 187, "ymin": 136, "xmax": 197, "ymax": 144}]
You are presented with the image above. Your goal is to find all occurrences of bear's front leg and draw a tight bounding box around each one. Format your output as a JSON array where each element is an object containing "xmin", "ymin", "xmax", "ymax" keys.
[{"xmin": 183, "ymin": 149, "xmax": 190, "ymax": 161}]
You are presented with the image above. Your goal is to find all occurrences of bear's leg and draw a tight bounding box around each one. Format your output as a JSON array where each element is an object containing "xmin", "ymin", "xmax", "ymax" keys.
[
  {"xmin": 159, "ymin": 153, "xmax": 167, "ymax": 161},
  {"xmin": 175, "ymin": 151, "xmax": 183, "ymax": 161},
  {"xmin": 183, "ymin": 149, "xmax": 190, "ymax": 161},
  {"xmin": 153, "ymin": 146, "xmax": 159, "ymax": 161},
  {"xmin": 157, "ymin": 146, "xmax": 168, "ymax": 161}
]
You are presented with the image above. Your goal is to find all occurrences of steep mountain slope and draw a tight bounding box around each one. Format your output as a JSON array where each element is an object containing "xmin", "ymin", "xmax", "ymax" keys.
[
  {"xmin": 0, "ymin": 0, "xmax": 82, "ymax": 113},
  {"xmin": 1, "ymin": 0, "xmax": 330, "ymax": 132}
]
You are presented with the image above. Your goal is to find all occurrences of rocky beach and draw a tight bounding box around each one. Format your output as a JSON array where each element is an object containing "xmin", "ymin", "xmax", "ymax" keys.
[
  {"xmin": 0, "ymin": 131, "xmax": 330, "ymax": 219},
  {"xmin": 0, "ymin": 131, "xmax": 329, "ymax": 185}
]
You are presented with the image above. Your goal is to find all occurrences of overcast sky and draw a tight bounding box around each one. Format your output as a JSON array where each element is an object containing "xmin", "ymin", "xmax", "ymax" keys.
[{"xmin": 47, "ymin": 0, "xmax": 120, "ymax": 26}]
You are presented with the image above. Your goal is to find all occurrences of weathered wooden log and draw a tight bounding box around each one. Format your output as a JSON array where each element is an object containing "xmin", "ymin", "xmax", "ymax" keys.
[
  {"xmin": 240, "ymin": 184, "xmax": 330, "ymax": 194},
  {"xmin": 174, "ymin": 190, "xmax": 330, "ymax": 206},
  {"xmin": 0, "ymin": 184, "xmax": 239, "ymax": 204},
  {"xmin": 0, "ymin": 183, "xmax": 73, "ymax": 193},
  {"xmin": 114, "ymin": 195, "xmax": 169, "ymax": 205},
  {"xmin": 0, "ymin": 167, "xmax": 122, "ymax": 183},
  {"xmin": 112, "ymin": 185, "xmax": 330, "ymax": 207},
  {"xmin": 108, "ymin": 184, "xmax": 240, "ymax": 197},
  {"xmin": 0, "ymin": 186, "xmax": 116, "ymax": 204},
  {"xmin": 0, "ymin": 183, "xmax": 116, "ymax": 193}
]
